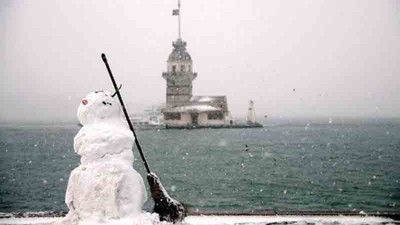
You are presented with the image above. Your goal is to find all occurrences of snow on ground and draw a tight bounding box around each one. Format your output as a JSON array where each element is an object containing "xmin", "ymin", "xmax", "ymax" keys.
[
  {"xmin": 0, "ymin": 215, "xmax": 398, "ymax": 225},
  {"xmin": 0, "ymin": 217, "xmax": 59, "ymax": 225},
  {"xmin": 184, "ymin": 215, "xmax": 398, "ymax": 225}
]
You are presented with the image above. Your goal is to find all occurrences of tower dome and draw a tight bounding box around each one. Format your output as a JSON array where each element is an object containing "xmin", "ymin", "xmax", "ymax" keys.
[
  {"xmin": 165, "ymin": 38, "xmax": 195, "ymax": 74},
  {"xmin": 168, "ymin": 38, "xmax": 192, "ymax": 62}
]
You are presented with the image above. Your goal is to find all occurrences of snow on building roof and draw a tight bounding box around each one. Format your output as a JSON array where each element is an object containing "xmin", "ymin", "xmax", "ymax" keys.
[
  {"xmin": 164, "ymin": 104, "xmax": 221, "ymax": 113},
  {"xmin": 190, "ymin": 96, "xmax": 226, "ymax": 103}
]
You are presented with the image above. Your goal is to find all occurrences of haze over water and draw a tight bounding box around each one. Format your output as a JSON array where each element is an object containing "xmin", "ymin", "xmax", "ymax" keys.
[{"xmin": 1, "ymin": 0, "xmax": 400, "ymax": 122}]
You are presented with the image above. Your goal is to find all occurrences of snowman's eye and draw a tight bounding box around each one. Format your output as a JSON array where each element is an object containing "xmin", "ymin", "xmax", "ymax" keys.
[
  {"xmin": 95, "ymin": 90, "xmax": 104, "ymax": 94},
  {"xmin": 102, "ymin": 101, "xmax": 112, "ymax": 106}
]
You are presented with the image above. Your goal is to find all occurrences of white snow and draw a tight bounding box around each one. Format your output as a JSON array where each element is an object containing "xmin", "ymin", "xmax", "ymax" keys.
[
  {"xmin": 63, "ymin": 91, "xmax": 149, "ymax": 224},
  {"xmin": 183, "ymin": 215, "xmax": 397, "ymax": 225},
  {"xmin": 0, "ymin": 217, "xmax": 59, "ymax": 225},
  {"xmin": 172, "ymin": 105, "xmax": 220, "ymax": 112},
  {"xmin": 0, "ymin": 215, "xmax": 397, "ymax": 225},
  {"xmin": 197, "ymin": 97, "xmax": 214, "ymax": 102}
]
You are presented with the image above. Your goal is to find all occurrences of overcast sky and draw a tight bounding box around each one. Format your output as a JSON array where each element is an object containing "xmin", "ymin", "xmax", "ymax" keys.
[{"xmin": 1, "ymin": 0, "xmax": 399, "ymax": 122}]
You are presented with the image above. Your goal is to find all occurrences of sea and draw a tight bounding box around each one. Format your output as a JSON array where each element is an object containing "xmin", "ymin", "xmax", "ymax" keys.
[{"xmin": 0, "ymin": 118, "xmax": 399, "ymax": 214}]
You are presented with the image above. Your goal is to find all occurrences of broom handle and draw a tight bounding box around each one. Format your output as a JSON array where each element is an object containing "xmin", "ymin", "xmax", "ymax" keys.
[{"xmin": 101, "ymin": 53, "xmax": 151, "ymax": 174}]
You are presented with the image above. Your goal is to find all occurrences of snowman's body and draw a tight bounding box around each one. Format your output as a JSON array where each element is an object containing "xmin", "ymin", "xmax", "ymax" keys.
[{"xmin": 64, "ymin": 91, "xmax": 147, "ymax": 222}]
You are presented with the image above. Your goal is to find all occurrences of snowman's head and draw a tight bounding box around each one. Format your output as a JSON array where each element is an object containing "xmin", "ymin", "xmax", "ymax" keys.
[{"xmin": 77, "ymin": 91, "xmax": 121, "ymax": 125}]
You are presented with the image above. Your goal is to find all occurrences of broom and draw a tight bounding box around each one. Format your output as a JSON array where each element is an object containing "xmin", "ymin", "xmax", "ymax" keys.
[{"xmin": 101, "ymin": 53, "xmax": 185, "ymax": 223}]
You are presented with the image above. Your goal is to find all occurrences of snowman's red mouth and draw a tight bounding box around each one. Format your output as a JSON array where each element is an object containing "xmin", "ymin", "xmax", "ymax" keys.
[{"xmin": 82, "ymin": 99, "xmax": 88, "ymax": 105}]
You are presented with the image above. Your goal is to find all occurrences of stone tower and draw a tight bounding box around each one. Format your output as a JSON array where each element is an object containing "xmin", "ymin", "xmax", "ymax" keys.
[{"xmin": 162, "ymin": 38, "xmax": 197, "ymax": 107}]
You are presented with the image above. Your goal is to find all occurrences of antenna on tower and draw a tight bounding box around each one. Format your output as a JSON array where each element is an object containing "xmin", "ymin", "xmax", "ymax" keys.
[
  {"xmin": 172, "ymin": 0, "xmax": 182, "ymax": 39},
  {"xmin": 178, "ymin": 0, "xmax": 181, "ymax": 39}
]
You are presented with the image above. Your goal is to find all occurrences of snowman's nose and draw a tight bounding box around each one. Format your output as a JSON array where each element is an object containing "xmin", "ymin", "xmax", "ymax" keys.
[{"xmin": 82, "ymin": 99, "xmax": 88, "ymax": 105}]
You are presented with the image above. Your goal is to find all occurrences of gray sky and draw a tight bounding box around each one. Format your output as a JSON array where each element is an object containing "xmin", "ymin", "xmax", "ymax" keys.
[{"xmin": 1, "ymin": 0, "xmax": 399, "ymax": 122}]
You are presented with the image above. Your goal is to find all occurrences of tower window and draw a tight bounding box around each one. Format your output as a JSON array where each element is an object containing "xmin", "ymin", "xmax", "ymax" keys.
[
  {"xmin": 181, "ymin": 65, "xmax": 185, "ymax": 72},
  {"xmin": 189, "ymin": 65, "xmax": 191, "ymax": 72},
  {"xmin": 172, "ymin": 65, "xmax": 176, "ymax": 72}
]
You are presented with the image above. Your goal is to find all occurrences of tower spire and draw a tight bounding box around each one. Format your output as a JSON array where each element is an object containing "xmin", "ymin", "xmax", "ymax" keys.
[
  {"xmin": 172, "ymin": 0, "xmax": 182, "ymax": 39},
  {"xmin": 178, "ymin": 0, "xmax": 181, "ymax": 39}
]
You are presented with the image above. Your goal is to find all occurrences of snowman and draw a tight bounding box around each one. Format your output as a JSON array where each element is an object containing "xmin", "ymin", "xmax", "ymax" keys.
[{"xmin": 63, "ymin": 90, "xmax": 147, "ymax": 224}]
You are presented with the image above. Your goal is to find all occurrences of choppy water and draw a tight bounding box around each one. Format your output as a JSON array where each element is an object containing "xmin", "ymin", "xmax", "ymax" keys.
[{"xmin": 0, "ymin": 119, "xmax": 399, "ymax": 213}]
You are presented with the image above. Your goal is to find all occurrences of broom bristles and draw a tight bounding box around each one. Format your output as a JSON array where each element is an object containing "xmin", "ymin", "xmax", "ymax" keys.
[{"xmin": 147, "ymin": 173, "xmax": 186, "ymax": 223}]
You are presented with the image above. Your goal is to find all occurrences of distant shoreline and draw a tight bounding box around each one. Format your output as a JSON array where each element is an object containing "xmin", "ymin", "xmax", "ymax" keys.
[{"xmin": 1, "ymin": 117, "xmax": 400, "ymax": 127}]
